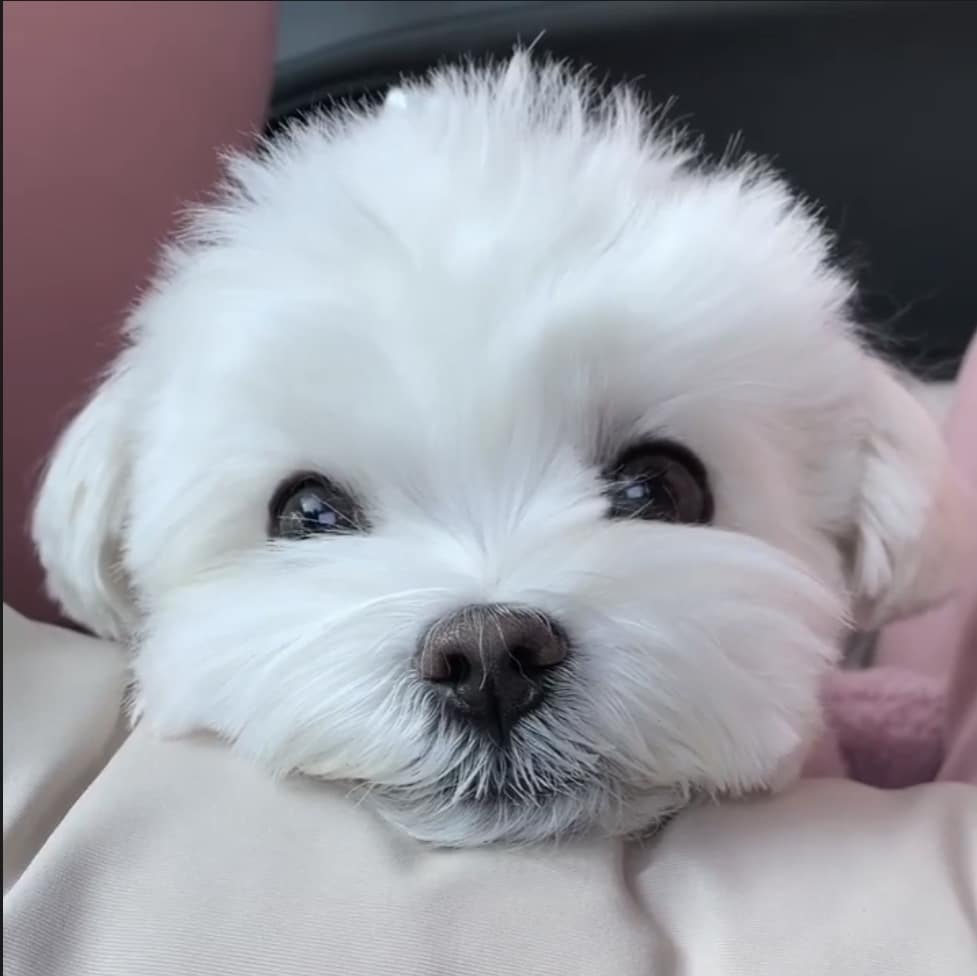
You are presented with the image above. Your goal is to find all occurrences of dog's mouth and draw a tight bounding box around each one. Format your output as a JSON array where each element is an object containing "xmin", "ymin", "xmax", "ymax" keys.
[
  {"xmin": 367, "ymin": 757, "xmax": 686, "ymax": 846},
  {"xmin": 425, "ymin": 691, "xmax": 605, "ymax": 800},
  {"xmin": 340, "ymin": 690, "xmax": 689, "ymax": 844},
  {"xmin": 431, "ymin": 753, "xmax": 598, "ymax": 808},
  {"xmin": 360, "ymin": 721, "xmax": 620, "ymax": 845},
  {"xmin": 368, "ymin": 775, "xmax": 602, "ymax": 846}
]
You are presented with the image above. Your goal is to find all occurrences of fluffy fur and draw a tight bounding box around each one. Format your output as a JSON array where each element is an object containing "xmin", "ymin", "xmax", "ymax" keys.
[{"xmin": 32, "ymin": 54, "xmax": 972, "ymax": 846}]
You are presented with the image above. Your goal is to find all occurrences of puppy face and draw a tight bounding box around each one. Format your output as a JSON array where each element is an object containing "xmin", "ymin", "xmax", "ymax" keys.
[{"xmin": 33, "ymin": 56, "xmax": 972, "ymax": 845}]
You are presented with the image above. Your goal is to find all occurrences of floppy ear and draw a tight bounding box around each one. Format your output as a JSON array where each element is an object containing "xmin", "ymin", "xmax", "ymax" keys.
[
  {"xmin": 32, "ymin": 364, "xmax": 137, "ymax": 642},
  {"xmin": 850, "ymin": 361, "xmax": 976, "ymax": 631}
]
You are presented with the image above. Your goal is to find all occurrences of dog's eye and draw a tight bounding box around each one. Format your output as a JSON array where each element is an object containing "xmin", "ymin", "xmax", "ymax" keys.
[
  {"xmin": 604, "ymin": 440, "xmax": 712, "ymax": 524},
  {"xmin": 269, "ymin": 474, "xmax": 365, "ymax": 539}
]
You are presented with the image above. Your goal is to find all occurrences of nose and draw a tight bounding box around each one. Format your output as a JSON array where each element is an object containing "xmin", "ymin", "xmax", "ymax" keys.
[{"xmin": 416, "ymin": 605, "xmax": 568, "ymax": 745}]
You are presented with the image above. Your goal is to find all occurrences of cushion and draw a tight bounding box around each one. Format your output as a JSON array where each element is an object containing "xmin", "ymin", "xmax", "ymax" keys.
[
  {"xmin": 4, "ymin": 610, "xmax": 975, "ymax": 976},
  {"xmin": 2, "ymin": 607, "xmax": 126, "ymax": 894}
]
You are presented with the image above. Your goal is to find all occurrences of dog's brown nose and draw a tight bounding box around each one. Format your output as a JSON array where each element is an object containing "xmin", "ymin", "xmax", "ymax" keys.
[{"xmin": 416, "ymin": 605, "xmax": 568, "ymax": 745}]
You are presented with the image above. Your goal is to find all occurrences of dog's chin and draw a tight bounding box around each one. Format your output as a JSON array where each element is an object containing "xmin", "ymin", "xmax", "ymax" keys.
[
  {"xmin": 299, "ymin": 726, "xmax": 697, "ymax": 847},
  {"xmin": 365, "ymin": 778, "xmax": 689, "ymax": 848},
  {"xmin": 295, "ymin": 719, "xmax": 810, "ymax": 847}
]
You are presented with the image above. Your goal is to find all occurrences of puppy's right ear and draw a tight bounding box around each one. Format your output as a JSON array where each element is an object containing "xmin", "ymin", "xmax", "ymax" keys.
[
  {"xmin": 32, "ymin": 364, "xmax": 137, "ymax": 642},
  {"xmin": 849, "ymin": 361, "xmax": 976, "ymax": 631}
]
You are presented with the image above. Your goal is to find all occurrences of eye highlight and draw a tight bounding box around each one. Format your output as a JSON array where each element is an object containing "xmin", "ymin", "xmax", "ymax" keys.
[
  {"xmin": 604, "ymin": 440, "xmax": 713, "ymax": 525},
  {"xmin": 269, "ymin": 473, "xmax": 367, "ymax": 539}
]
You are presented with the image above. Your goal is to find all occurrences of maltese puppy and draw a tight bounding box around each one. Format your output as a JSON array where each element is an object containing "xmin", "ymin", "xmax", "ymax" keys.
[{"xmin": 33, "ymin": 54, "xmax": 971, "ymax": 846}]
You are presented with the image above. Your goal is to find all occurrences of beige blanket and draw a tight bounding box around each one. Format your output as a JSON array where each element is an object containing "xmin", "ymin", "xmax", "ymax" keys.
[{"xmin": 4, "ymin": 606, "xmax": 976, "ymax": 976}]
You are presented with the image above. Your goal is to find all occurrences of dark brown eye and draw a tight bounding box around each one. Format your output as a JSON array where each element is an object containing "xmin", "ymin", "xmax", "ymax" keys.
[
  {"xmin": 269, "ymin": 474, "xmax": 366, "ymax": 539},
  {"xmin": 604, "ymin": 440, "xmax": 712, "ymax": 525}
]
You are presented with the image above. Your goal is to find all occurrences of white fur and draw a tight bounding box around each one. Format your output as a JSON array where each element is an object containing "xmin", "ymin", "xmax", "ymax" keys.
[{"xmin": 32, "ymin": 54, "xmax": 972, "ymax": 846}]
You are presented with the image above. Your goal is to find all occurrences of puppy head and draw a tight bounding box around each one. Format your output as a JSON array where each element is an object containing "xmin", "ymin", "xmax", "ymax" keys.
[{"xmin": 33, "ymin": 55, "xmax": 973, "ymax": 845}]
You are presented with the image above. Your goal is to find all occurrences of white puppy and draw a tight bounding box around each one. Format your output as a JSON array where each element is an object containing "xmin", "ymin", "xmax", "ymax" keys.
[{"xmin": 33, "ymin": 54, "xmax": 971, "ymax": 846}]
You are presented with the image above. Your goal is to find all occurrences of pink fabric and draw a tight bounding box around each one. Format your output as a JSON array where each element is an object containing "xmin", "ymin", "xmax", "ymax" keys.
[
  {"xmin": 942, "ymin": 602, "xmax": 977, "ymax": 781},
  {"xmin": 823, "ymin": 668, "xmax": 945, "ymax": 787},
  {"xmin": 928, "ymin": 338, "xmax": 977, "ymax": 781},
  {"xmin": 2, "ymin": 0, "xmax": 278, "ymax": 626},
  {"xmin": 929, "ymin": 339, "xmax": 977, "ymax": 782},
  {"xmin": 876, "ymin": 337, "xmax": 977, "ymax": 782}
]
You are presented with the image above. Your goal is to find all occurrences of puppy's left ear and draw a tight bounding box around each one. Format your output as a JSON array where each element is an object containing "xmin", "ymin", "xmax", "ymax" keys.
[{"xmin": 850, "ymin": 361, "xmax": 976, "ymax": 630}]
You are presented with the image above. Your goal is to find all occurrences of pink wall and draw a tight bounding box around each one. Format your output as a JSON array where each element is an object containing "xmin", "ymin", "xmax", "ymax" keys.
[{"xmin": 3, "ymin": 1, "xmax": 278, "ymax": 625}]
